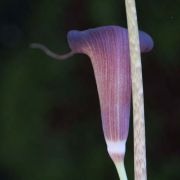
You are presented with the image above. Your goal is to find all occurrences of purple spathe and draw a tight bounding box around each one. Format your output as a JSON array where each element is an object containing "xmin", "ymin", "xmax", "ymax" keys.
[{"xmin": 67, "ymin": 26, "xmax": 153, "ymax": 143}]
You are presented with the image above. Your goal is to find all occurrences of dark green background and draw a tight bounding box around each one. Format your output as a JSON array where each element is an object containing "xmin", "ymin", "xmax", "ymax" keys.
[{"xmin": 0, "ymin": 0, "xmax": 179, "ymax": 179}]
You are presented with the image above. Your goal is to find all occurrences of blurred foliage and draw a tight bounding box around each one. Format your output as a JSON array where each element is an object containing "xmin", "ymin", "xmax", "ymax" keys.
[{"xmin": 0, "ymin": 0, "xmax": 179, "ymax": 179}]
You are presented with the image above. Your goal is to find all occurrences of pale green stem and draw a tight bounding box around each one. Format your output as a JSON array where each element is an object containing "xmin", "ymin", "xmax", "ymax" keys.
[{"xmin": 115, "ymin": 161, "xmax": 128, "ymax": 180}]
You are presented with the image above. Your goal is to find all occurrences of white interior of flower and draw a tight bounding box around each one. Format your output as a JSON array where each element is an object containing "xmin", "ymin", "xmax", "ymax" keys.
[{"xmin": 106, "ymin": 140, "xmax": 126, "ymax": 154}]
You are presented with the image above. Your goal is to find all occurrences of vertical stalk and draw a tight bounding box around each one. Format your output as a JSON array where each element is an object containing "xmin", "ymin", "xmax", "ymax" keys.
[
  {"xmin": 115, "ymin": 161, "xmax": 128, "ymax": 180},
  {"xmin": 125, "ymin": 0, "xmax": 147, "ymax": 180}
]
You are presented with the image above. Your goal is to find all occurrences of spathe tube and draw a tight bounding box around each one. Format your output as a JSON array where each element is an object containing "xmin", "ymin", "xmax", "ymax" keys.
[{"xmin": 30, "ymin": 25, "xmax": 153, "ymax": 179}]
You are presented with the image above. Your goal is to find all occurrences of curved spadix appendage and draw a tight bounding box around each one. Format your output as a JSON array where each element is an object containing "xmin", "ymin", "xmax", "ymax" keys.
[
  {"xmin": 30, "ymin": 26, "xmax": 153, "ymax": 180},
  {"xmin": 30, "ymin": 43, "xmax": 75, "ymax": 60}
]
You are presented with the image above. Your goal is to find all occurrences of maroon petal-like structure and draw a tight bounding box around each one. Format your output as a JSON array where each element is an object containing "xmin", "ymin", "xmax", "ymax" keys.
[{"xmin": 67, "ymin": 26, "xmax": 153, "ymax": 163}]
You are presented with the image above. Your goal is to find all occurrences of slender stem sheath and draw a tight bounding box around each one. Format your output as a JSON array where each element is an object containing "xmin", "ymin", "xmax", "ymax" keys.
[
  {"xmin": 125, "ymin": 0, "xmax": 147, "ymax": 180},
  {"xmin": 115, "ymin": 161, "xmax": 128, "ymax": 180}
]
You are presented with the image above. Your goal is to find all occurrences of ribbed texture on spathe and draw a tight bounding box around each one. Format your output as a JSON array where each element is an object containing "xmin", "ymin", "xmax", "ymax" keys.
[{"xmin": 67, "ymin": 26, "xmax": 153, "ymax": 142}]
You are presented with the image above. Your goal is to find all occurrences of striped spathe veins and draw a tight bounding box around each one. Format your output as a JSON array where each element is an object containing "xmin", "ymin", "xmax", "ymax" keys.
[
  {"xmin": 86, "ymin": 27, "xmax": 131, "ymax": 143},
  {"xmin": 77, "ymin": 27, "xmax": 131, "ymax": 162},
  {"xmin": 67, "ymin": 25, "xmax": 153, "ymax": 163}
]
